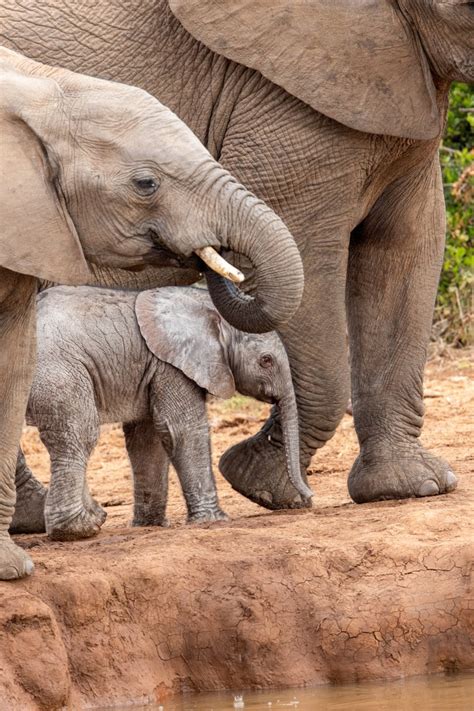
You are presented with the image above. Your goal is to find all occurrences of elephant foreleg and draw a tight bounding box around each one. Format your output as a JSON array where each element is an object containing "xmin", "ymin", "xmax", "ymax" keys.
[
  {"xmin": 215, "ymin": 97, "xmax": 356, "ymax": 510},
  {"xmin": 151, "ymin": 370, "xmax": 228, "ymax": 523},
  {"xmin": 346, "ymin": 158, "xmax": 457, "ymax": 502},
  {"xmin": 220, "ymin": 238, "xmax": 350, "ymax": 508},
  {"xmin": 0, "ymin": 270, "xmax": 37, "ymax": 579}
]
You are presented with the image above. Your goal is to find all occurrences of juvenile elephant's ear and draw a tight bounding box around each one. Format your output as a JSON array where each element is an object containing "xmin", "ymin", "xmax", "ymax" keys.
[
  {"xmin": 135, "ymin": 287, "xmax": 236, "ymax": 399},
  {"xmin": 0, "ymin": 63, "xmax": 90, "ymax": 284},
  {"xmin": 170, "ymin": 0, "xmax": 440, "ymax": 140}
]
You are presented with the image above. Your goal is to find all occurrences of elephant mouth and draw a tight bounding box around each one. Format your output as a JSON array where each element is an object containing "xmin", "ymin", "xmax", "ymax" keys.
[
  {"xmin": 141, "ymin": 230, "xmax": 246, "ymax": 283},
  {"xmin": 142, "ymin": 230, "xmax": 200, "ymax": 270}
]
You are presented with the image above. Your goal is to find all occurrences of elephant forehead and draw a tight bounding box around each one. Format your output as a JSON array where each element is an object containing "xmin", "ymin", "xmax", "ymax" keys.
[
  {"xmin": 241, "ymin": 330, "xmax": 286, "ymax": 356},
  {"xmin": 70, "ymin": 88, "xmax": 212, "ymax": 171},
  {"xmin": 27, "ymin": 62, "xmax": 213, "ymax": 170}
]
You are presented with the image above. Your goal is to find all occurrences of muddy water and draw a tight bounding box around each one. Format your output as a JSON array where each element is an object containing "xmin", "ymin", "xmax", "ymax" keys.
[{"xmin": 108, "ymin": 673, "xmax": 474, "ymax": 711}]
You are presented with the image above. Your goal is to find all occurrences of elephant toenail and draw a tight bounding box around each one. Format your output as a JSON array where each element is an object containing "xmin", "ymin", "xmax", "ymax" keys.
[
  {"xmin": 24, "ymin": 559, "xmax": 35, "ymax": 576},
  {"xmin": 257, "ymin": 490, "xmax": 273, "ymax": 504},
  {"xmin": 418, "ymin": 480, "xmax": 440, "ymax": 497},
  {"xmin": 445, "ymin": 470, "xmax": 458, "ymax": 492}
]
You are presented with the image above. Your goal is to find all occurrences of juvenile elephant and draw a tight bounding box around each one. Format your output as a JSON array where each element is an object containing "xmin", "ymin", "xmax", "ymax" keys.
[
  {"xmin": 2, "ymin": 1, "xmax": 468, "ymax": 522},
  {"xmin": 16, "ymin": 286, "xmax": 310, "ymax": 540},
  {"xmin": 0, "ymin": 47, "xmax": 304, "ymax": 578}
]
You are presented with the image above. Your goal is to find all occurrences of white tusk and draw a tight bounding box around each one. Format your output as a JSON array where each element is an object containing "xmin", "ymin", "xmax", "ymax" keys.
[{"xmin": 195, "ymin": 246, "xmax": 245, "ymax": 283}]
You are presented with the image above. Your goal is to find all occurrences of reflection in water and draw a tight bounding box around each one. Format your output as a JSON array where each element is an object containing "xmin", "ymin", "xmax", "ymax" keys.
[{"xmin": 107, "ymin": 673, "xmax": 474, "ymax": 711}]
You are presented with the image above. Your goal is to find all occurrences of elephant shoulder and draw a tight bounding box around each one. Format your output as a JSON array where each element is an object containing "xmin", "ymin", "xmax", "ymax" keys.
[{"xmin": 169, "ymin": 0, "xmax": 440, "ymax": 140}]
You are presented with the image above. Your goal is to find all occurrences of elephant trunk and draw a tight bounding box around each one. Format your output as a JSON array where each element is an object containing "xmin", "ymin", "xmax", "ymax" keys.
[
  {"xmin": 205, "ymin": 184, "xmax": 304, "ymax": 333},
  {"xmin": 276, "ymin": 379, "xmax": 313, "ymax": 501}
]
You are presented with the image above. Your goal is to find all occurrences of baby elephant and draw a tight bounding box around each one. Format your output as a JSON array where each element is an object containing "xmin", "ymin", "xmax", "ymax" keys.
[{"xmin": 20, "ymin": 286, "xmax": 311, "ymax": 540}]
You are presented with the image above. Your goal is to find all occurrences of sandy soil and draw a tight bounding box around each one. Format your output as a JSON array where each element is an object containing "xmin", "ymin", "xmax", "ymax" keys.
[{"xmin": 0, "ymin": 352, "xmax": 472, "ymax": 709}]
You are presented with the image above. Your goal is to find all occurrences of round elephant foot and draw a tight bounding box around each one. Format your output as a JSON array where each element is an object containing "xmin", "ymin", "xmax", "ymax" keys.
[
  {"xmin": 82, "ymin": 485, "xmax": 107, "ymax": 526},
  {"xmin": 187, "ymin": 508, "xmax": 229, "ymax": 524},
  {"xmin": 84, "ymin": 496, "xmax": 107, "ymax": 527},
  {"xmin": 132, "ymin": 511, "xmax": 170, "ymax": 527},
  {"xmin": 348, "ymin": 444, "xmax": 458, "ymax": 503},
  {"xmin": 46, "ymin": 505, "xmax": 106, "ymax": 542},
  {"xmin": 0, "ymin": 536, "xmax": 35, "ymax": 580},
  {"xmin": 10, "ymin": 476, "xmax": 47, "ymax": 534},
  {"xmin": 219, "ymin": 431, "xmax": 313, "ymax": 510}
]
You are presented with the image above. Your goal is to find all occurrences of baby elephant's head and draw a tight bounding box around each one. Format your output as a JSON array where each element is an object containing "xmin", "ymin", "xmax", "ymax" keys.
[
  {"xmin": 227, "ymin": 330, "xmax": 291, "ymax": 405},
  {"xmin": 135, "ymin": 286, "xmax": 312, "ymax": 501}
]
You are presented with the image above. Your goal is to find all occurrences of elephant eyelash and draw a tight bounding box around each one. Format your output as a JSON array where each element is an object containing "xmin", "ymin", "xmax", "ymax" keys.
[
  {"xmin": 259, "ymin": 354, "xmax": 274, "ymax": 368},
  {"xmin": 132, "ymin": 177, "xmax": 160, "ymax": 196}
]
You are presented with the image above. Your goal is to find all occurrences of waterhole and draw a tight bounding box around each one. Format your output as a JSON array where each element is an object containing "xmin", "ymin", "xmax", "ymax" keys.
[{"xmin": 104, "ymin": 672, "xmax": 474, "ymax": 710}]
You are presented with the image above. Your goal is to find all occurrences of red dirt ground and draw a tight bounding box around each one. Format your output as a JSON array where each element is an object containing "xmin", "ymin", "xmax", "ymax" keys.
[{"xmin": 0, "ymin": 352, "xmax": 472, "ymax": 709}]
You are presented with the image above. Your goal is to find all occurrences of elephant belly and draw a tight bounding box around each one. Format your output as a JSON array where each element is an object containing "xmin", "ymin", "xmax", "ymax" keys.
[
  {"xmin": 88, "ymin": 350, "xmax": 156, "ymax": 427},
  {"xmin": 96, "ymin": 387, "xmax": 151, "ymax": 427}
]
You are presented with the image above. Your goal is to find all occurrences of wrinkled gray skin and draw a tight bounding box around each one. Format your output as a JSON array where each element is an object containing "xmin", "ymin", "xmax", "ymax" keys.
[
  {"xmin": 0, "ymin": 45, "xmax": 304, "ymax": 580},
  {"xmin": 3, "ymin": 0, "xmax": 468, "ymax": 526},
  {"xmin": 0, "ymin": 47, "xmax": 303, "ymax": 580},
  {"xmin": 13, "ymin": 286, "xmax": 308, "ymax": 541}
]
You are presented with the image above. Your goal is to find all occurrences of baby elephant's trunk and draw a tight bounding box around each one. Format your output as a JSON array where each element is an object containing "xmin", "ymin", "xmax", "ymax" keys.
[{"xmin": 276, "ymin": 384, "xmax": 313, "ymax": 501}]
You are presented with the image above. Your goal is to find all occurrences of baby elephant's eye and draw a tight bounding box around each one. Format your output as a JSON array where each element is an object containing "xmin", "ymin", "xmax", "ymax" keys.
[
  {"xmin": 259, "ymin": 353, "xmax": 274, "ymax": 368},
  {"xmin": 133, "ymin": 177, "xmax": 159, "ymax": 196}
]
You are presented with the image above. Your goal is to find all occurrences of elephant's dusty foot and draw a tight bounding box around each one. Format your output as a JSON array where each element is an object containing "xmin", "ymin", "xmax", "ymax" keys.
[
  {"xmin": 220, "ymin": 431, "xmax": 313, "ymax": 510},
  {"xmin": 10, "ymin": 476, "xmax": 47, "ymax": 534},
  {"xmin": 45, "ymin": 505, "xmax": 106, "ymax": 542},
  {"xmin": 82, "ymin": 489, "xmax": 107, "ymax": 527},
  {"xmin": 132, "ymin": 508, "xmax": 170, "ymax": 528},
  {"xmin": 0, "ymin": 535, "xmax": 35, "ymax": 580},
  {"xmin": 348, "ymin": 443, "xmax": 458, "ymax": 503},
  {"xmin": 187, "ymin": 508, "xmax": 229, "ymax": 524},
  {"xmin": 88, "ymin": 499, "xmax": 107, "ymax": 527}
]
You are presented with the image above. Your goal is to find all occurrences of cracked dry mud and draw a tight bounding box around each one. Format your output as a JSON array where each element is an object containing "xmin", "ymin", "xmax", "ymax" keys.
[{"xmin": 0, "ymin": 353, "xmax": 472, "ymax": 709}]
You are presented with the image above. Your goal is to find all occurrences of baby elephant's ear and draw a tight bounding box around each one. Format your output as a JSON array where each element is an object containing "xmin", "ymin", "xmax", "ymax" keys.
[
  {"xmin": 135, "ymin": 287, "xmax": 236, "ymax": 400},
  {"xmin": 0, "ymin": 65, "xmax": 90, "ymax": 284}
]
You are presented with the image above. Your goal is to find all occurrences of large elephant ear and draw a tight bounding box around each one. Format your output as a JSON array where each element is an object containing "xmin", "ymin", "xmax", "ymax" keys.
[
  {"xmin": 169, "ymin": 0, "xmax": 440, "ymax": 140},
  {"xmin": 0, "ymin": 62, "xmax": 90, "ymax": 284},
  {"xmin": 135, "ymin": 287, "xmax": 236, "ymax": 399}
]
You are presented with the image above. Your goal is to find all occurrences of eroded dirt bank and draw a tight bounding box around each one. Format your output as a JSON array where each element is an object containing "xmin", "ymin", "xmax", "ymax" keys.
[{"xmin": 0, "ymin": 354, "xmax": 472, "ymax": 709}]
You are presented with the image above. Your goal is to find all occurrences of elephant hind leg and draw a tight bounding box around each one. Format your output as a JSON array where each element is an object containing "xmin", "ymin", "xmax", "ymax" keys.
[
  {"xmin": 38, "ymin": 389, "xmax": 103, "ymax": 541},
  {"xmin": 220, "ymin": 241, "xmax": 350, "ymax": 510},
  {"xmin": 347, "ymin": 159, "xmax": 457, "ymax": 502},
  {"xmin": 44, "ymin": 441, "xmax": 104, "ymax": 541},
  {"xmin": 124, "ymin": 418, "xmax": 170, "ymax": 527},
  {"xmin": 9, "ymin": 447, "xmax": 47, "ymax": 534}
]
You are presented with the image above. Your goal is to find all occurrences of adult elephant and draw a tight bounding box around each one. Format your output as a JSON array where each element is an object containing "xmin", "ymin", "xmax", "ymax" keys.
[
  {"xmin": 0, "ymin": 47, "xmax": 304, "ymax": 579},
  {"xmin": 2, "ymin": 0, "xmax": 471, "ymax": 515}
]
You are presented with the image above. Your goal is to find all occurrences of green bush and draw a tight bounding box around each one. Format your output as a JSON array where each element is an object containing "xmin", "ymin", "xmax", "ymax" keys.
[{"xmin": 437, "ymin": 82, "xmax": 473, "ymax": 346}]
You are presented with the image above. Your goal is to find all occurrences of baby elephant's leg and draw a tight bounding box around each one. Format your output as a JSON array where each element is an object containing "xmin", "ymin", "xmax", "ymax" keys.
[
  {"xmin": 124, "ymin": 419, "xmax": 170, "ymax": 527},
  {"xmin": 171, "ymin": 425, "xmax": 228, "ymax": 523},
  {"xmin": 152, "ymin": 371, "xmax": 228, "ymax": 524},
  {"xmin": 10, "ymin": 448, "xmax": 47, "ymax": 534},
  {"xmin": 40, "ymin": 415, "xmax": 104, "ymax": 541},
  {"xmin": 171, "ymin": 434, "xmax": 229, "ymax": 523}
]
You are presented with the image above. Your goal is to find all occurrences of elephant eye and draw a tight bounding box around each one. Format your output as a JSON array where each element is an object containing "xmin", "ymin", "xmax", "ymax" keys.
[
  {"xmin": 259, "ymin": 353, "xmax": 274, "ymax": 369},
  {"xmin": 133, "ymin": 176, "xmax": 159, "ymax": 196}
]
